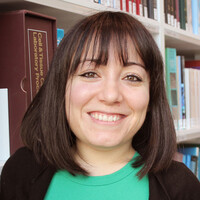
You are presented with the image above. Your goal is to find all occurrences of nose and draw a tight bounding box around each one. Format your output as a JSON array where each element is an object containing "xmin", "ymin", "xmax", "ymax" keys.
[{"xmin": 98, "ymin": 78, "xmax": 123, "ymax": 104}]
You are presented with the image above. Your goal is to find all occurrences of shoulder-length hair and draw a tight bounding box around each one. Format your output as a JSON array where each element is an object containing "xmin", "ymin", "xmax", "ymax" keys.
[{"xmin": 21, "ymin": 11, "xmax": 176, "ymax": 178}]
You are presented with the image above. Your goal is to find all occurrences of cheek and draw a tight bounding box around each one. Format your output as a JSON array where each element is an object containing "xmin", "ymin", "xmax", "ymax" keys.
[
  {"xmin": 126, "ymin": 88, "xmax": 149, "ymax": 111},
  {"xmin": 65, "ymin": 82, "xmax": 97, "ymax": 113}
]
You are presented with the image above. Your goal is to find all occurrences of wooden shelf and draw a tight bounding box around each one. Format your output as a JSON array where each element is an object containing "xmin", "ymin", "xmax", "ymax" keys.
[
  {"xmin": 177, "ymin": 128, "xmax": 200, "ymax": 144},
  {"xmin": 0, "ymin": 0, "xmax": 160, "ymax": 33},
  {"xmin": 165, "ymin": 23, "xmax": 200, "ymax": 57}
]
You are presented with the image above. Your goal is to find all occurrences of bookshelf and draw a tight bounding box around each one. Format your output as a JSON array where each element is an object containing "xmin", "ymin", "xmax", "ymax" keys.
[{"xmin": 0, "ymin": 0, "xmax": 200, "ymax": 155}]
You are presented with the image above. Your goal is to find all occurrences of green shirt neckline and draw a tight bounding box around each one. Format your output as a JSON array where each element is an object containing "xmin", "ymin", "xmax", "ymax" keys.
[{"xmin": 59, "ymin": 151, "xmax": 140, "ymax": 186}]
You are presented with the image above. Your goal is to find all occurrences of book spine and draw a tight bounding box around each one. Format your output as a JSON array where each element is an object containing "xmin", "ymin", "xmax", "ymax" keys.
[
  {"xmin": 178, "ymin": 146, "xmax": 200, "ymax": 177},
  {"xmin": 184, "ymin": 68, "xmax": 191, "ymax": 129},
  {"xmin": 170, "ymin": 0, "xmax": 174, "ymax": 26},
  {"xmin": 165, "ymin": 48, "xmax": 178, "ymax": 129},
  {"xmin": 175, "ymin": 0, "xmax": 180, "ymax": 28},
  {"xmin": 128, "ymin": 0, "xmax": 133, "ymax": 14},
  {"xmin": 147, "ymin": 0, "xmax": 154, "ymax": 19},
  {"xmin": 142, "ymin": 0, "xmax": 148, "ymax": 18},
  {"xmin": 180, "ymin": 56, "xmax": 186, "ymax": 129},
  {"xmin": 136, "ymin": 0, "xmax": 140, "ymax": 15},
  {"xmin": 179, "ymin": 0, "xmax": 186, "ymax": 30},
  {"xmin": 167, "ymin": 0, "xmax": 171, "ymax": 25},
  {"xmin": 187, "ymin": 0, "xmax": 192, "ymax": 32},
  {"xmin": 132, "ymin": 0, "xmax": 137, "ymax": 15},
  {"xmin": 126, "ymin": 0, "xmax": 130, "ymax": 12},
  {"xmin": 189, "ymin": 69, "xmax": 195, "ymax": 127},
  {"xmin": 176, "ymin": 56, "xmax": 182, "ymax": 129},
  {"xmin": 113, "ymin": 0, "xmax": 121, "ymax": 9},
  {"xmin": 57, "ymin": 28, "xmax": 64, "ymax": 46},
  {"xmin": 153, "ymin": 0, "xmax": 157, "ymax": 20},
  {"xmin": 198, "ymin": 70, "xmax": 200, "ymax": 127},
  {"xmin": 192, "ymin": 0, "xmax": 199, "ymax": 35},
  {"xmin": 0, "ymin": 10, "xmax": 57, "ymax": 154},
  {"xmin": 120, "ymin": 0, "xmax": 126, "ymax": 11},
  {"xmin": 173, "ymin": 0, "xmax": 177, "ymax": 27},
  {"xmin": 164, "ymin": 0, "xmax": 168, "ymax": 23},
  {"xmin": 0, "ymin": 89, "xmax": 10, "ymax": 161}
]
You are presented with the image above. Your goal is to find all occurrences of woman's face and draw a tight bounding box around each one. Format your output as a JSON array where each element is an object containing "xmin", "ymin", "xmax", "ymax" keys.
[{"xmin": 65, "ymin": 41, "xmax": 150, "ymax": 152}]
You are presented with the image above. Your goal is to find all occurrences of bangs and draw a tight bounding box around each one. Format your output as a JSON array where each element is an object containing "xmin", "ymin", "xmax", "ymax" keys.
[
  {"xmin": 80, "ymin": 23, "xmax": 132, "ymax": 67},
  {"xmin": 69, "ymin": 12, "xmax": 145, "ymax": 73}
]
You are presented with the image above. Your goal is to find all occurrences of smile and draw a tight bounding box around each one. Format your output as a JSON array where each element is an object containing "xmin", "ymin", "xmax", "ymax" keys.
[{"xmin": 89, "ymin": 112, "xmax": 124, "ymax": 122}]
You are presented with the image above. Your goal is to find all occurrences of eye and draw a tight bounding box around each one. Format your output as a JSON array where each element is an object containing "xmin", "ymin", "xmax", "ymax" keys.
[
  {"xmin": 124, "ymin": 74, "xmax": 142, "ymax": 82},
  {"xmin": 79, "ymin": 71, "xmax": 99, "ymax": 78}
]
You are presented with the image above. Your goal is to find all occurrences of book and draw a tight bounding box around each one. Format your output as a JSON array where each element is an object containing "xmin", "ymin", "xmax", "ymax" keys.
[
  {"xmin": 0, "ymin": 89, "xmax": 10, "ymax": 161},
  {"xmin": 184, "ymin": 62, "xmax": 200, "ymax": 127},
  {"xmin": 199, "ymin": 0, "xmax": 200, "ymax": 34},
  {"xmin": 180, "ymin": 56, "xmax": 186, "ymax": 128},
  {"xmin": 113, "ymin": 0, "xmax": 121, "ymax": 9},
  {"xmin": 178, "ymin": 146, "xmax": 200, "ymax": 178},
  {"xmin": 126, "ymin": 0, "xmax": 132, "ymax": 13},
  {"xmin": 147, "ymin": 0, "xmax": 154, "ymax": 19},
  {"xmin": 184, "ymin": 68, "xmax": 191, "ymax": 129},
  {"xmin": 191, "ymin": 0, "xmax": 199, "ymax": 35},
  {"xmin": 57, "ymin": 28, "xmax": 64, "ymax": 46},
  {"xmin": 164, "ymin": 0, "xmax": 168, "ymax": 23},
  {"xmin": 142, "ymin": 0, "xmax": 148, "ymax": 18},
  {"xmin": 0, "ymin": 10, "xmax": 57, "ymax": 154},
  {"xmin": 175, "ymin": 0, "xmax": 180, "ymax": 28},
  {"xmin": 136, "ymin": 0, "xmax": 142, "ymax": 16},
  {"xmin": 185, "ymin": 60, "xmax": 200, "ymax": 68},
  {"xmin": 132, "ymin": 0, "xmax": 137, "ymax": 15},
  {"xmin": 120, "ymin": 0, "xmax": 126, "ymax": 11},
  {"xmin": 189, "ymin": 69, "xmax": 196, "ymax": 127},
  {"xmin": 153, "ymin": 0, "xmax": 157, "ymax": 20},
  {"xmin": 170, "ymin": 0, "xmax": 175, "ymax": 26},
  {"xmin": 176, "ymin": 56, "xmax": 186, "ymax": 129},
  {"xmin": 165, "ymin": 48, "xmax": 179, "ymax": 129},
  {"xmin": 167, "ymin": 0, "xmax": 171, "ymax": 25},
  {"xmin": 186, "ymin": 0, "xmax": 192, "ymax": 32},
  {"xmin": 184, "ymin": 0, "xmax": 188, "ymax": 30},
  {"xmin": 179, "ymin": 0, "xmax": 186, "ymax": 30}
]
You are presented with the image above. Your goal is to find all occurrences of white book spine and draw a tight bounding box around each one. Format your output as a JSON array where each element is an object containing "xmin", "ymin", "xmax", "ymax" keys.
[
  {"xmin": 184, "ymin": 68, "xmax": 191, "ymax": 129},
  {"xmin": 0, "ymin": 89, "xmax": 10, "ymax": 162}
]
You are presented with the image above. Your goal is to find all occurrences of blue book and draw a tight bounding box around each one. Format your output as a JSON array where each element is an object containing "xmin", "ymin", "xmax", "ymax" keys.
[
  {"xmin": 57, "ymin": 28, "xmax": 64, "ymax": 46},
  {"xmin": 192, "ymin": 0, "xmax": 199, "ymax": 35},
  {"xmin": 165, "ymin": 48, "xmax": 178, "ymax": 129},
  {"xmin": 186, "ymin": 154, "xmax": 192, "ymax": 169},
  {"xmin": 178, "ymin": 146, "xmax": 199, "ymax": 178},
  {"xmin": 182, "ymin": 154, "xmax": 186, "ymax": 165},
  {"xmin": 176, "ymin": 56, "xmax": 183, "ymax": 129}
]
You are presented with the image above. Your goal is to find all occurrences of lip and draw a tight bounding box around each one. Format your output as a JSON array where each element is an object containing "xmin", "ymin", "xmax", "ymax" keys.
[{"xmin": 88, "ymin": 111, "xmax": 126, "ymax": 125}]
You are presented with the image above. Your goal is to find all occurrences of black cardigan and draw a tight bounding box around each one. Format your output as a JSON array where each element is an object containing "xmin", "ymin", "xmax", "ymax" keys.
[{"xmin": 0, "ymin": 147, "xmax": 200, "ymax": 200}]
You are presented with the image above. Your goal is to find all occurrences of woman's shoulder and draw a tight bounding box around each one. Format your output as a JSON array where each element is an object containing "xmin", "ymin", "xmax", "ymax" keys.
[
  {"xmin": 150, "ymin": 160, "xmax": 200, "ymax": 199},
  {"xmin": 0, "ymin": 147, "xmax": 56, "ymax": 199},
  {"xmin": 2, "ymin": 147, "xmax": 40, "ymax": 175},
  {"xmin": 161, "ymin": 160, "xmax": 200, "ymax": 184},
  {"xmin": 1, "ymin": 147, "xmax": 43, "ymax": 186}
]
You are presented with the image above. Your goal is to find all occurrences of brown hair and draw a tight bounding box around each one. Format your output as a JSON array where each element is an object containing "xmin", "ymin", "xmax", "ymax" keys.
[{"xmin": 21, "ymin": 11, "xmax": 176, "ymax": 178}]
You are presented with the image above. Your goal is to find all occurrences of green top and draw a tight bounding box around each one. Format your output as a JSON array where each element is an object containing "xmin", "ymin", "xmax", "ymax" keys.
[{"xmin": 44, "ymin": 152, "xmax": 149, "ymax": 200}]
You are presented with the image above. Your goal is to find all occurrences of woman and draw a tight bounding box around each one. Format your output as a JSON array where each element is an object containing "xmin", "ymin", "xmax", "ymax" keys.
[{"xmin": 0, "ymin": 11, "xmax": 200, "ymax": 200}]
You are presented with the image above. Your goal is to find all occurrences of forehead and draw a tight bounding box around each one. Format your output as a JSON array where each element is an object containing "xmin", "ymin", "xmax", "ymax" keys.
[{"xmin": 81, "ymin": 33, "xmax": 142, "ymax": 64}]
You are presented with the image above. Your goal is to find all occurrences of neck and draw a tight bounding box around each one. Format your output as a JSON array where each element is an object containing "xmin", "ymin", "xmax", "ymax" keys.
[{"xmin": 75, "ymin": 141, "xmax": 135, "ymax": 176}]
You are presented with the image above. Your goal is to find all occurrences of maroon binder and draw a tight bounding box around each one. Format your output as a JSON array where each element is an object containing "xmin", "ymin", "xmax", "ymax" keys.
[{"xmin": 0, "ymin": 10, "xmax": 57, "ymax": 154}]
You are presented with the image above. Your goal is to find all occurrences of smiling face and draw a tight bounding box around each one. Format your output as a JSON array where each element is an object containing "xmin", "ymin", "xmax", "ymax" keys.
[{"xmin": 65, "ymin": 39, "xmax": 150, "ymax": 154}]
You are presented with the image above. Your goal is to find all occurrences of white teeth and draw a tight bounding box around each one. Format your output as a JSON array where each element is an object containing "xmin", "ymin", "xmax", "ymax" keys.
[{"xmin": 91, "ymin": 113, "xmax": 121, "ymax": 122}]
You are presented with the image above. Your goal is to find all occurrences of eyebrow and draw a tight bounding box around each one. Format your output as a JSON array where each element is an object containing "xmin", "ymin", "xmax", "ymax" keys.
[
  {"xmin": 123, "ymin": 61, "xmax": 145, "ymax": 69},
  {"xmin": 80, "ymin": 59, "xmax": 145, "ymax": 69}
]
